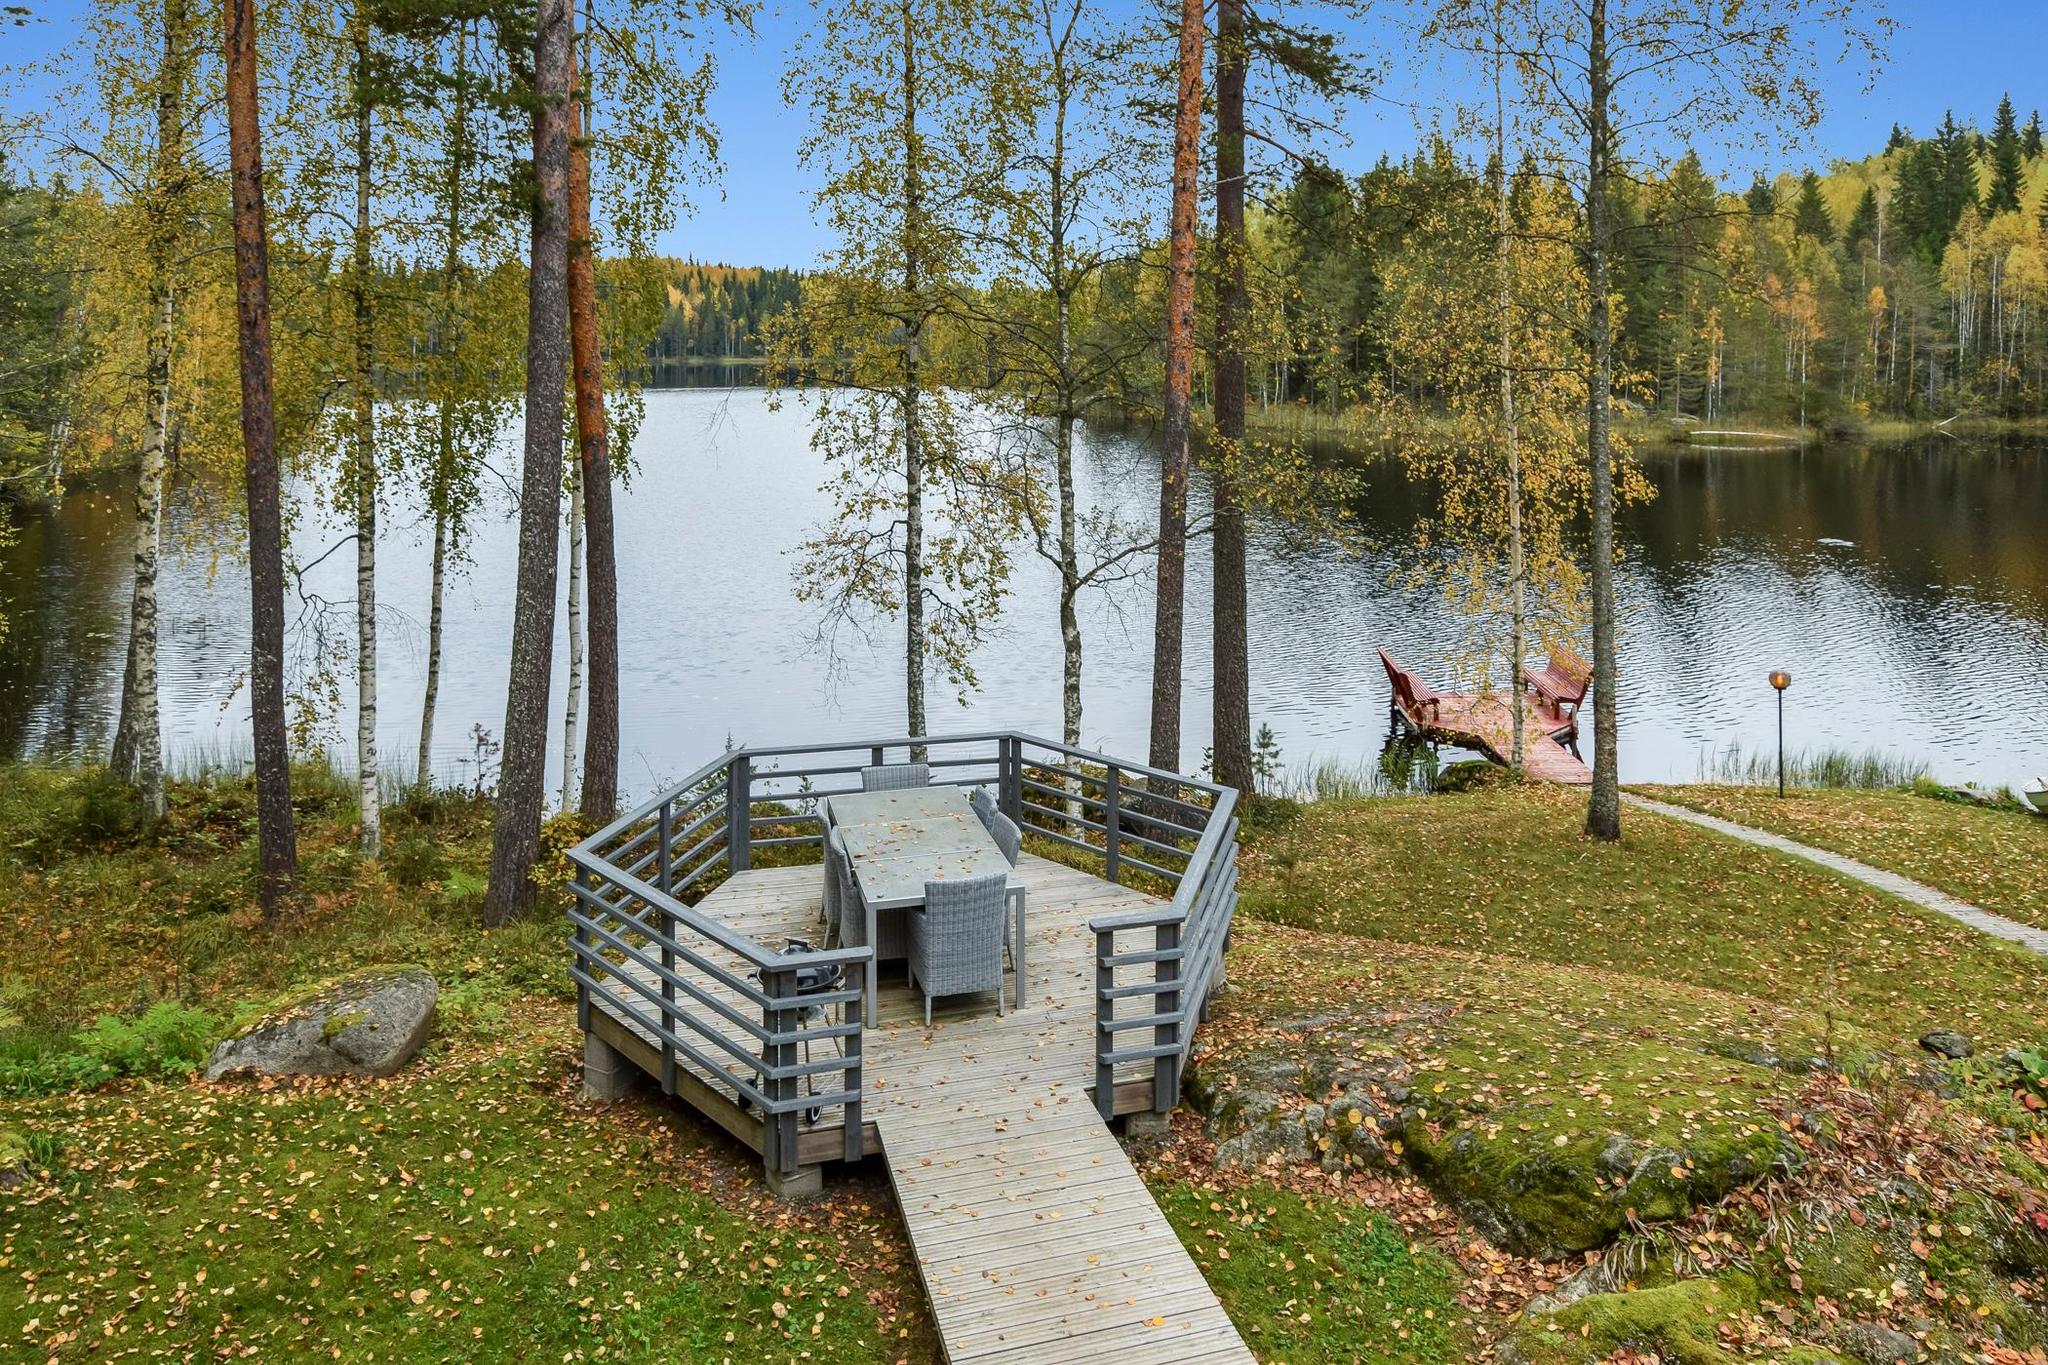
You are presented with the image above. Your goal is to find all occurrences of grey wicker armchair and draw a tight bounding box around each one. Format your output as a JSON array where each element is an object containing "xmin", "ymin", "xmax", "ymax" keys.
[
  {"xmin": 822, "ymin": 827, "xmax": 845, "ymax": 947},
  {"xmin": 908, "ymin": 870, "xmax": 1010, "ymax": 1025},
  {"xmin": 861, "ymin": 762, "xmax": 930, "ymax": 792},
  {"xmin": 969, "ymin": 786, "xmax": 996, "ymax": 835},
  {"xmin": 990, "ymin": 809, "xmax": 1021, "ymax": 865},
  {"xmin": 832, "ymin": 831, "xmax": 908, "ymax": 961}
]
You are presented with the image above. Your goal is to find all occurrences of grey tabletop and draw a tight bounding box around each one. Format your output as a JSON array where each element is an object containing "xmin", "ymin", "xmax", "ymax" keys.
[{"xmin": 826, "ymin": 787, "xmax": 1017, "ymax": 910}]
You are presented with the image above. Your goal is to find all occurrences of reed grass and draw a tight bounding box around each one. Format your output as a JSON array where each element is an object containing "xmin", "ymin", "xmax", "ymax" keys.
[{"xmin": 1693, "ymin": 742, "xmax": 1929, "ymax": 790}]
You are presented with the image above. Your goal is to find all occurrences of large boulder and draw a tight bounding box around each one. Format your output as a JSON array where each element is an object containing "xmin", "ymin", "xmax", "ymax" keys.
[{"xmin": 206, "ymin": 968, "xmax": 438, "ymax": 1081}]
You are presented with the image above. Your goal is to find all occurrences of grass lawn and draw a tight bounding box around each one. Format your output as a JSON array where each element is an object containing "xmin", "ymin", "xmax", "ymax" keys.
[
  {"xmin": 1640, "ymin": 783, "xmax": 2048, "ymax": 932},
  {"xmin": 0, "ymin": 766, "xmax": 1473, "ymax": 1363},
  {"xmin": 1238, "ymin": 786, "xmax": 2048, "ymax": 1053}
]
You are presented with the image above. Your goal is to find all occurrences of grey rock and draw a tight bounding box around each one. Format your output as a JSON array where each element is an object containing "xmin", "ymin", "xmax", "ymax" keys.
[
  {"xmin": 206, "ymin": 969, "xmax": 438, "ymax": 1082},
  {"xmin": 1918, "ymin": 1030, "xmax": 1973, "ymax": 1060},
  {"xmin": 1835, "ymin": 1321, "xmax": 1919, "ymax": 1364},
  {"xmin": 1705, "ymin": 1036, "xmax": 1783, "ymax": 1070}
]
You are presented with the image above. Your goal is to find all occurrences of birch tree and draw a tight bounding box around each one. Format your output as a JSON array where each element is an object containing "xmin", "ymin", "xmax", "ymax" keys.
[
  {"xmin": 1442, "ymin": 0, "xmax": 1882, "ymax": 839},
  {"xmin": 777, "ymin": 0, "xmax": 1030, "ymax": 739},
  {"xmin": 975, "ymin": 0, "xmax": 1158, "ymax": 751}
]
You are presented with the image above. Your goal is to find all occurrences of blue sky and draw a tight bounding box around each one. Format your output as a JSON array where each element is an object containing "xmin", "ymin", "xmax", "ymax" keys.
[{"xmin": 5, "ymin": 0, "xmax": 2044, "ymax": 268}]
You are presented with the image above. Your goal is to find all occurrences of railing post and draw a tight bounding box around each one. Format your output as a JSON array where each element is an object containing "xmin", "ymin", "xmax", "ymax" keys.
[
  {"xmin": 657, "ymin": 799, "xmax": 673, "ymax": 894},
  {"xmin": 726, "ymin": 753, "xmax": 751, "ymax": 873},
  {"xmin": 1153, "ymin": 919, "xmax": 1182, "ymax": 1114},
  {"xmin": 572, "ymin": 863, "xmax": 592, "ymax": 1032},
  {"xmin": 1093, "ymin": 926, "xmax": 1116, "ymax": 1121},
  {"xmin": 1103, "ymin": 765, "xmax": 1122, "ymax": 885},
  {"xmin": 842, "ymin": 959, "xmax": 864, "ymax": 1163},
  {"xmin": 762, "ymin": 964, "xmax": 799, "ymax": 1175},
  {"xmin": 999, "ymin": 736, "xmax": 1022, "ymax": 821},
  {"xmin": 657, "ymin": 803, "xmax": 677, "ymax": 1093}
]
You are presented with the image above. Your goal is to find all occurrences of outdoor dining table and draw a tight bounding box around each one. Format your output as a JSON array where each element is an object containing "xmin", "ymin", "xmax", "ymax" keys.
[{"xmin": 823, "ymin": 786, "xmax": 1025, "ymax": 1024}]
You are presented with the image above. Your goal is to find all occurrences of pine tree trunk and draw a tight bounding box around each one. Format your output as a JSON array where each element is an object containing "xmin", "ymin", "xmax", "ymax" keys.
[
  {"xmin": 483, "ymin": 0, "xmax": 572, "ymax": 925},
  {"xmin": 1583, "ymin": 0, "xmax": 1622, "ymax": 842},
  {"xmin": 561, "ymin": 462, "xmax": 584, "ymax": 812},
  {"xmin": 350, "ymin": 14, "xmax": 380, "ymax": 856},
  {"xmin": 1209, "ymin": 0, "xmax": 1252, "ymax": 796},
  {"xmin": 1149, "ymin": 0, "xmax": 1203, "ymax": 780},
  {"xmin": 567, "ymin": 18, "xmax": 618, "ymax": 825},
  {"xmin": 223, "ymin": 0, "xmax": 297, "ymax": 913}
]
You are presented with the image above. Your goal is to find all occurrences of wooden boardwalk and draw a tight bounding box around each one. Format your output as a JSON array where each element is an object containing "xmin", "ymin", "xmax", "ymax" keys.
[{"xmin": 587, "ymin": 856, "xmax": 1255, "ymax": 1364}]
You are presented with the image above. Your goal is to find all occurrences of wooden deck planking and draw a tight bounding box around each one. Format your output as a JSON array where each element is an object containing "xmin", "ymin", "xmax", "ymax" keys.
[
  {"xmin": 585, "ymin": 855, "xmax": 1253, "ymax": 1363},
  {"xmin": 1404, "ymin": 690, "xmax": 1592, "ymax": 785}
]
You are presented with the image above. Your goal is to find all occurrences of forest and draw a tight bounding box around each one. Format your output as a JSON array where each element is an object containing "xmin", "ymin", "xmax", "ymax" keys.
[{"xmin": 0, "ymin": 0, "xmax": 1958, "ymax": 916}]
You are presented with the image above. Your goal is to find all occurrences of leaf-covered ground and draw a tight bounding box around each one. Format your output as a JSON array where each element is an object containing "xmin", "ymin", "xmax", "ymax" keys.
[
  {"xmin": 1239, "ymin": 787, "xmax": 2048, "ymax": 1052},
  {"xmin": 1641, "ymin": 784, "xmax": 2048, "ymax": 933}
]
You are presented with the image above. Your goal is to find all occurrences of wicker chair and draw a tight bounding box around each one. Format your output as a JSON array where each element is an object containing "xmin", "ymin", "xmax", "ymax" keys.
[
  {"xmin": 990, "ymin": 810, "xmax": 1021, "ymax": 865},
  {"xmin": 969, "ymin": 786, "xmax": 996, "ymax": 835},
  {"xmin": 831, "ymin": 829, "xmax": 908, "ymax": 962},
  {"xmin": 822, "ymin": 827, "xmax": 845, "ymax": 947},
  {"xmin": 908, "ymin": 871, "xmax": 1010, "ymax": 1025},
  {"xmin": 861, "ymin": 762, "xmax": 930, "ymax": 792}
]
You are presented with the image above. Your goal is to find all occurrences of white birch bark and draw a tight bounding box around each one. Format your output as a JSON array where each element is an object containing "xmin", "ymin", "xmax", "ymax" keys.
[{"xmin": 561, "ymin": 462, "xmax": 584, "ymax": 812}]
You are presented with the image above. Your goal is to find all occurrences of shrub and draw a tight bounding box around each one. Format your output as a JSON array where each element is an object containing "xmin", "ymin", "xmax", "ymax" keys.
[
  {"xmin": 386, "ymin": 832, "xmax": 447, "ymax": 888},
  {"xmin": 0, "ymin": 1000, "xmax": 218, "ymax": 1097}
]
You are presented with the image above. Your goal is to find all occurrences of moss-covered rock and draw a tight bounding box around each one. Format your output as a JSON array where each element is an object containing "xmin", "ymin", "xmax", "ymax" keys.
[
  {"xmin": 206, "ymin": 967, "xmax": 438, "ymax": 1081},
  {"xmin": 1504, "ymin": 1273, "xmax": 1764, "ymax": 1365},
  {"xmin": 0, "ymin": 1124, "xmax": 29, "ymax": 1184}
]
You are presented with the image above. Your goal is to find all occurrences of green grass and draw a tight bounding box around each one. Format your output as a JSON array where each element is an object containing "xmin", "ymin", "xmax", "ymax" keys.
[
  {"xmin": 0, "ymin": 1015, "xmax": 930, "ymax": 1361},
  {"xmin": 1151, "ymin": 1180, "xmax": 1467, "ymax": 1361},
  {"xmin": 1689, "ymin": 741, "xmax": 1931, "ymax": 789},
  {"xmin": 1642, "ymin": 783, "xmax": 2048, "ymax": 933},
  {"xmin": 1239, "ymin": 787, "xmax": 2048, "ymax": 1052}
]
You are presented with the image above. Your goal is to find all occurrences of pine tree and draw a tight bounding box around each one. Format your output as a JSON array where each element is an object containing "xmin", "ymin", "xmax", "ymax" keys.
[
  {"xmin": 1987, "ymin": 94, "xmax": 2023, "ymax": 214},
  {"xmin": 1844, "ymin": 184, "xmax": 1880, "ymax": 258},
  {"xmin": 1745, "ymin": 173, "xmax": 1775, "ymax": 217},
  {"xmin": 2025, "ymin": 110, "xmax": 2043, "ymax": 161},
  {"xmin": 1792, "ymin": 170, "xmax": 1834, "ymax": 242},
  {"xmin": 1886, "ymin": 122, "xmax": 1910, "ymax": 152}
]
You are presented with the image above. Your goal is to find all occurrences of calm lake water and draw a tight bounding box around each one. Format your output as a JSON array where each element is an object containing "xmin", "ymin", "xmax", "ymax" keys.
[{"xmin": 3, "ymin": 388, "xmax": 2045, "ymax": 795}]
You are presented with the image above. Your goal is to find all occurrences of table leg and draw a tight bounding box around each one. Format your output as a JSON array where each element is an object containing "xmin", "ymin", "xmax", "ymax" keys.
[
  {"xmin": 1011, "ymin": 887, "xmax": 1027, "ymax": 1009},
  {"xmin": 865, "ymin": 900, "xmax": 879, "ymax": 1027}
]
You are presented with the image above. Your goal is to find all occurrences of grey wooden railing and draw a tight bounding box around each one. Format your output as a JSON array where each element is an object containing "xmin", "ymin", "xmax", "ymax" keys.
[{"xmin": 566, "ymin": 731, "xmax": 1239, "ymax": 1169}]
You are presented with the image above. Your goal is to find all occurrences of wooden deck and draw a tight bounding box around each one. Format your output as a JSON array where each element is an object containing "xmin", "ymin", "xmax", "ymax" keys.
[
  {"xmin": 586, "ymin": 855, "xmax": 1255, "ymax": 1364},
  {"xmin": 1399, "ymin": 689, "xmax": 1592, "ymax": 785}
]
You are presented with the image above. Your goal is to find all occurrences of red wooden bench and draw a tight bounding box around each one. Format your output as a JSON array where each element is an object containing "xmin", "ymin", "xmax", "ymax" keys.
[
  {"xmin": 1524, "ymin": 646, "xmax": 1591, "ymax": 726},
  {"xmin": 1378, "ymin": 648, "xmax": 1441, "ymax": 728}
]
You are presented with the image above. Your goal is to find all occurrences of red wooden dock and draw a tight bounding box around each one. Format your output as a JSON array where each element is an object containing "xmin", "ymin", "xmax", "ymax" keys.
[{"xmin": 1379, "ymin": 649, "xmax": 1592, "ymax": 786}]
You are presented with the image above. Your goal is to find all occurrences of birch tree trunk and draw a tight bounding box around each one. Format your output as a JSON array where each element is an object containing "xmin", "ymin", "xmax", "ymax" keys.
[
  {"xmin": 418, "ymin": 480, "xmax": 446, "ymax": 790},
  {"xmin": 561, "ymin": 462, "xmax": 583, "ymax": 812},
  {"xmin": 1148, "ymin": 0, "xmax": 1202, "ymax": 779},
  {"xmin": 350, "ymin": 12, "xmax": 381, "ymax": 856},
  {"xmin": 483, "ymin": 0, "xmax": 572, "ymax": 925},
  {"xmin": 1583, "ymin": 0, "xmax": 1622, "ymax": 842},
  {"xmin": 223, "ymin": 0, "xmax": 297, "ymax": 913},
  {"xmin": 1209, "ymin": 0, "xmax": 1252, "ymax": 795},
  {"xmin": 1494, "ymin": 19, "xmax": 1526, "ymax": 776},
  {"xmin": 112, "ymin": 0, "xmax": 191, "ymax": 824},
  {"xmin": 566, "ymin": 13, "xmax": 618, "ymax": 824},
  {"xmin": 899, "ymin": 0, "xmax": 927, "ymax": 749}
]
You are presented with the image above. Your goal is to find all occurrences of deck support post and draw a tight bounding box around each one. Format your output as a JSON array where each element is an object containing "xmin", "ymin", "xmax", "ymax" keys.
[
  {"xmin": 1124, "ymin": 1109, "xmax": 1170, "ymax": 1139},
  {"xmin": 764, "ymin": 1162, "xmax": 824, "ymax": 1200},
  {"xmin": 726, "ymin": 753, "xmax": 751, "ymax": 873},
  {"xmin": 582, "ymin": 1032, "xmax": 635, "ymax": 1101},
  {"xmin": 1153, "ymin": 919, "xmax": 1182, "ymax": 1114},
  {"xmin": 1092, "ymin": 926, "xmax": 1116, "ymax": 1122}
]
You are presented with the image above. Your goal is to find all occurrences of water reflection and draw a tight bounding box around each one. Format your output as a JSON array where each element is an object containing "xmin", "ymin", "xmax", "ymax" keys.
[{"xmin": 0, "ymin": 389, "xmax": 2042, "ymax": 793}]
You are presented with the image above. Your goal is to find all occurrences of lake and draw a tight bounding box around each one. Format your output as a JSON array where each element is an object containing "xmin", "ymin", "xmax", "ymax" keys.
[{"xmin": 2, "ymin": 388, "xmax": 2044, "ymax": 796}]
